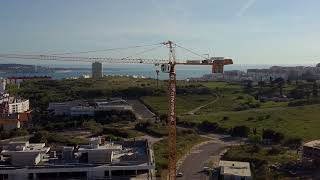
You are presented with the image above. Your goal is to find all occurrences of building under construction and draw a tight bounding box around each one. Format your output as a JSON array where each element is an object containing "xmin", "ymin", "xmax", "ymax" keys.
[{"xmin": 0, "ymin": 137, "xmax": 155, "ymax": 180}]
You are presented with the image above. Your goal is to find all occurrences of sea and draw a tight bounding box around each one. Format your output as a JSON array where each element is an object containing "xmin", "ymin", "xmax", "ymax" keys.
[{"xmin": 0, "ymin": 64, "xmax": 313, "ymax": 80}]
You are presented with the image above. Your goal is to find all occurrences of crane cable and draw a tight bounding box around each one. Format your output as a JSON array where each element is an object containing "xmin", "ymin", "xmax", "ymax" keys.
[
  {"xmin": 49, "ymin": 43, "xmax": 163, "ymax": 55},
  {"xmin": 175, "ymin": 44, "xmax": 209, "ymax": 60},
  {"xmin": 121, "ymin": 45, "xmax": 164, "ymax": 60}
]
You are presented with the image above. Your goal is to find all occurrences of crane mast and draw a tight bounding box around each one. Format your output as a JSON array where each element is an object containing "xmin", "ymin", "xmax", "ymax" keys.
[{"xmin": 163, "ymin": 41, "xmax": 177, "ymax": 180}]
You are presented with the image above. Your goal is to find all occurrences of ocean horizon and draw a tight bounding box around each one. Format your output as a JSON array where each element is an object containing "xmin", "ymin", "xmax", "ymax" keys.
[{"xmin": 0, "ymin": 63, "xmax": 317, "ymax": 80}]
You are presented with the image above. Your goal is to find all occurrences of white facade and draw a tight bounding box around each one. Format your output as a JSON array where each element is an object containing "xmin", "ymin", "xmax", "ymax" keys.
[
  {"xmin": 0, "ymin": 79, "xmax": 6, "ymax": 92},
  {"xmin": 0, "ymin": 93, "xmax": 9, "ymax": 104},
  {"xmin": 8, "ymin": 99, "xmax": 29, "ymax": 114},
  {"xmin": 219, "ymin": 160, "xmax": 252, "ymax": 180}
]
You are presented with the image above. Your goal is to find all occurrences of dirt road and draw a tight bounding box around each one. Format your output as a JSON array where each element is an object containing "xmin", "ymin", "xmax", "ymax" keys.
[{"xmin": 186, "ymin": 94, "xmax": 219, "ymax": 115}]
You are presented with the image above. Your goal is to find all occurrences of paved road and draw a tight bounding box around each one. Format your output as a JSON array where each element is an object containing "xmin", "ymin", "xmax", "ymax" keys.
[
  {"xmin": 127, "ymin": 99, "xmax": 155, "ymax": 120},
  {"xmin": 177, "ymin": 142, "xmax": 225, "ymax": 180}
]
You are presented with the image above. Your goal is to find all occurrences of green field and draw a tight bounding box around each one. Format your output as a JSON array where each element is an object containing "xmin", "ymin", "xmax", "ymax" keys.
[
  {"xmin": 141, "ymin": 95, "xmax": 217, "ymax": 115},
  {"xmin": 140, "ymin": 80, "xmax": 320, "ymax": 141},
  {"xmin": 202, "ymin": 81, "xmax": 242, "ymax": 90},
  {"xmin": 181, "ymin": 105, "xmax": 320, "ymax": 140}
]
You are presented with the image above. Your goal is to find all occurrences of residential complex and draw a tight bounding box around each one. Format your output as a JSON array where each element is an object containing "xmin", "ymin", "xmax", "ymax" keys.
[
  {"xmin": 6, "ymin": 76, "xmax": 52, "ymax": 86},
  {"xmin": 92, "ymin": 62, "xmax": 103, "ymax": 78},
  {"xmin": 188, "ymin": 64, "xmax": 320, "ymax": 82},
  {"xmin": 0, "ymin": 79, "xmax": 31, "ymax": 131},
  {"xmin": 0, "ymin": 137, "xmax": 154, "ymax": 180},
  {"xmin": 48, "ymin": 98, "xmax": 133, "ymax": 116}
]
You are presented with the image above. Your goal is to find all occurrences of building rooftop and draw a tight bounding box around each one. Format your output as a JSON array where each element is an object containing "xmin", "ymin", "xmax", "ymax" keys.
[
  {"xmin": 304, "ymin": 140, "xmax": 320, "ymax": 149},
  {"xmin": 219, "ymin": 160, "xmax": 251, "ymax": 177},
  {"xmin": 0, "ymin": 138, "xmax": 151, "ymax": 168},
  {"xmin": 8, "ymin": 97, "xmax": 29, "ymax": 104},
  {"xmin": 1, "ymin": 141, "xmax": 49, "ymax": 153}
]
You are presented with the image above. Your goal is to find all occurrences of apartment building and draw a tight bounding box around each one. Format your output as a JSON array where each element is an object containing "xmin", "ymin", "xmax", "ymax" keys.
[{"xmin": 7, "ymin": 98, "xmax": 30, "ymax": 114}]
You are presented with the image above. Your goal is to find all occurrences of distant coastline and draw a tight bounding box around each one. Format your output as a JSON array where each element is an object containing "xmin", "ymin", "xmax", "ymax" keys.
[{"xmin": 0, "ymin": 63, "xmax": 318, "ymax": 80}]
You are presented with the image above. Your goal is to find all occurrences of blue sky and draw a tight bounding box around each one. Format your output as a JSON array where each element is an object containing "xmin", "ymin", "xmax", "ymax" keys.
[{"xmin": 0, "ymin": 0, "xmax": 320, "ymax": 65}]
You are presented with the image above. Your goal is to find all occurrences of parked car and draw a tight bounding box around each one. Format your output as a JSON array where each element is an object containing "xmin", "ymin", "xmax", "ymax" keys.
[{"xmin": 176, "ymin": 172, "xmax": 183, "ymax": 177}]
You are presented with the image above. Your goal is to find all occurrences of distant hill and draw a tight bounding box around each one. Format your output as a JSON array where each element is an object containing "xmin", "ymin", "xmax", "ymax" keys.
[
  {"xmin": 0, "ymin": 63, "xmax": 53, "ymax": 73},
  {"xmin": 0, "ymin": 63, "xmax": 87, "ymax": 73}
]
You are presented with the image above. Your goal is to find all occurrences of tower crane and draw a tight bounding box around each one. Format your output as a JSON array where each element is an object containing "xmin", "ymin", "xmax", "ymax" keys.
[{"xmin": 0, "ymin": 40, "xmax": 233, "ymax": 180}]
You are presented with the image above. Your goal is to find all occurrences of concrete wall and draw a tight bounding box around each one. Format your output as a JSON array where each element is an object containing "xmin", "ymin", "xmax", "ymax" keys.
[
  {"xmin": 3, "ymin": 121, "xmax": 20, "ymax": 131},
  {"xmin": 11, "ymin": 152, "xmax": 41, "ymax": 166},
  {"xmin": 223, "ymin": 175, "xmax": 251, "ymax": 180}
]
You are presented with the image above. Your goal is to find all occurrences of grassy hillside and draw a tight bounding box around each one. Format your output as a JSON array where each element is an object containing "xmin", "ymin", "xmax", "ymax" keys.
[
  {"xmin": 180, "ymin": 105, "xmax": 320, "ymax": 141},
  {"xmin": 141, "ymin": 95, "xmax": 217, "ymax": 115}
]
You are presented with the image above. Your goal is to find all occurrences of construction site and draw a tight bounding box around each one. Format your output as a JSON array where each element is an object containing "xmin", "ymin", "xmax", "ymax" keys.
[{"xmin": 0, "ymin": 40, "xmax": 233, "ymax": 180}]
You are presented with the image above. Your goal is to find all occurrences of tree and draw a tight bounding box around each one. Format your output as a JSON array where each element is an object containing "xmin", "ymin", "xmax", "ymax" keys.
[
  {"xmin": 29, "ymin": 131, "xmax": 50, "ymax": 143},
  {"xmin": 274, "ymin": 77, "xmax": 285, "ymax": 97},
  {"xmin": 313, "ymin": 82, "xmax": 318, "ymax": 97},
  {"xmin": 262, "ymin": 129, "xmax": 284, "ymax": 144},
  {"xmin": 284, "ymin": 137, "xmax": 302, "ymax": 149},
  {"xmin": 301, "ymin": 71, "xmax": 316, "ymax": 81},
  {"xmin": 249, "ymin": 134, "xmax": 262, "ymax": 146},
  {"xmin": 246, "ymin": 81, "xmax": 253, "ymax": 90},
  {"xmin": 269, "ymin": 77, "xmax": 274, "ymax": 86},
  {"xmin": 197, "ymin": 121, "xmax": 219, "ymax": 132},
  {"xmin": 231, "ymin": 126, "xmax": 250, "ymax": 137}
]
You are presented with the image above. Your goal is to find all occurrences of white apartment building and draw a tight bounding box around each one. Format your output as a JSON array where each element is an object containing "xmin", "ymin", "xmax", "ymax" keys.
[{"xmin": 8, "ymin": 98, "xmax": 30, "ymax": 114}]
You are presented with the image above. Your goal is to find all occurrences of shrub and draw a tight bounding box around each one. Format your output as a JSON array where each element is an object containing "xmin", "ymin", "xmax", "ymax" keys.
[
  {"xmin": 247, "ymin": 117, "xmax": 255, "ymax": 121},
  {"xmin": 283, "ymin": 137, "xmax": 302, "ymax": 149},
  {"xmin": 249, "ymin": 134, "xmax": 262, "ymax": 145},
  {"xmin": 197, "ymin": 121, "xmax": 219, "ymax": 132},
  {"xmin": 268, "ymin": 146, "xmax": 284, "ymax": 155},
  {"xmin": 222, "ymin": 116, "xmax": 229, "ymax": 121},
  {"xmin": 237, "ymin": 96, "xmax": 244, "ymax": 100},
  {"xmin": 262, "ymin": 129, "xmax": 285, "ymax": 144},
  {"xmin": 231, "ymin": 126, "xmax": 250, "ymax": 137}
]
